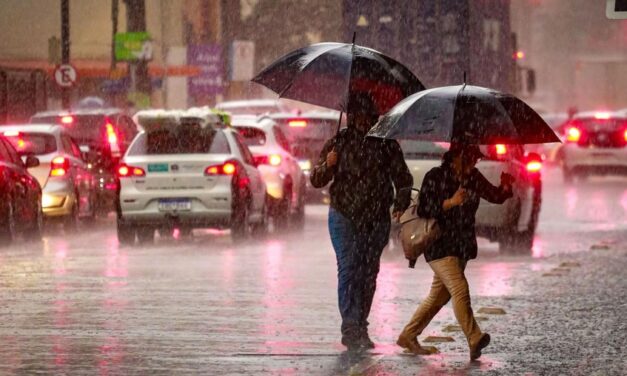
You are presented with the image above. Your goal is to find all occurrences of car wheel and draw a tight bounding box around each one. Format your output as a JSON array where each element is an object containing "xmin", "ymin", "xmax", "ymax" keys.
[
  {"xmin": 117, "ymin": 220, "xmax": 136, "ymax": 245},
  {"xmin": 290, "ymin": 181, "xmax": 306, "ymax": 230},
  {"xmin": 0, "ymin": 202, "xmax": 17, "ymax": 245},
  {"xmin": 64, "ymin": 193, "xmax": 80, "ymax": 231},
  {"xmin": 251, "ymin": 198, "xmax": 269, "ymax": 238},
  {"xmin": 499, "ymin": 185, "xmax": 541, "ymax": 253},
  {"xmin": 275, "ymin": 184, "xmax": 292, "ymax": 229},
  {"xmin": 231, "ymin": 191, "xmax": 251, "ymax": 242},
  {"xmin": 25, "ymin": 200, "xmax": 44, "ymax": 241},
  {"xmin": 562, "ymin": 167, "xmax": 574, "ymax": 184},
  {"xmin": 137, "ymin": 226, "xmax": 155, "ymax": 244}
]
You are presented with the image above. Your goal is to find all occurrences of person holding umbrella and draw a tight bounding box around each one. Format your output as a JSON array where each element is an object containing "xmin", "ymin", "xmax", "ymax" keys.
[
  {"xmin": 310, "ymin": 93, "xmax": 413, "ymax": 350},
  {"xmin": 396, "ymin": 143, "xmax": 514, "ymax": 359},
  {"xmin": 366, "ymin": 83, "xmax": 560, "ymax": 360}
]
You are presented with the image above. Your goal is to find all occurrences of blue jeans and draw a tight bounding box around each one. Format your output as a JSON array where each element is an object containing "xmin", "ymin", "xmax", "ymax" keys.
[{"xmin": 328, "ymin": 207, "xmax": 391, "ymax": 337}]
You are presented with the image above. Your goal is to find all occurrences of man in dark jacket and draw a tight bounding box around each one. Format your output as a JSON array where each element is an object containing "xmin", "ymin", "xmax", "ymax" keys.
[
  {"xmin": 397, "ymin": 143, "xmax": 514, "ymax": 360},
  {"xmin": 311, "ymin": 96, "xmax": 413, "ymax": 351}
]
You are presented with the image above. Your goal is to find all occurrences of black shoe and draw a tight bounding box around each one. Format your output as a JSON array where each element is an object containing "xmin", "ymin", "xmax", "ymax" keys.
[
  {"xmin": 341, "ymin": 335, "xmax": 362, "ymax": 351},
  {"xmin": 359, "ymin": 331, "xmax": 375, "ymax": 349}
]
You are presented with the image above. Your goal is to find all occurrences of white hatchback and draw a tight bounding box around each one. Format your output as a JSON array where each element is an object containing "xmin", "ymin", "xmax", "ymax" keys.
[
  {"xmin": 560, "ymin": 111, "xmax": 627, "ymax": 182},
  {"xmin": 397, "ymin": 141, "xmax": 544, "ymax": 252},
  {"xmin": 231, "ymin": 115, "xmax": 306, "ymax": 228},
  {"xmin": 116, "ymin": 119, "xmax": 267, "ymax": 244}
]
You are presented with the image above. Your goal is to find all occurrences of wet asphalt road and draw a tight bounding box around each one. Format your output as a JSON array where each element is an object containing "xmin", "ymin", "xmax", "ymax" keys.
[{"xmin": 0, "ymin": 167, "xmax": 625, "ymax": 375}]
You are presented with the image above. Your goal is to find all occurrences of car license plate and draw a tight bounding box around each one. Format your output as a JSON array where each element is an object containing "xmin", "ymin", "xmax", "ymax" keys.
[
  {"xmin": 158, "ymin": 198, "xmax": 191, "ymax": 211},
  {"xmin": 148, "ymin": 163, "xmax": 169, "ymax": 172}
]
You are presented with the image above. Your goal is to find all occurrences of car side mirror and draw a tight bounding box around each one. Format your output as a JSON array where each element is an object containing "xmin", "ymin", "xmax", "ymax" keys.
[{"xmin": 25, "ymin": 156, "xmax": 40, "ymax": 168}]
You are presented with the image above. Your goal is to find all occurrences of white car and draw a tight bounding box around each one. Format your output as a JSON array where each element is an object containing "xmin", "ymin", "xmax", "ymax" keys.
[
  {"xmin": 3, "ymin": 124, "xmax": 96, "ymax": 227},
  {"xmin": 116, "ymin": 117, "xmax": 268, "ymax": 244},
  {"xmin": 560, "ymin": 111, "xmax": 627, "ymax": 182},
  {"xmin": 231, "ymin": 115, "xmax": 306, "ymax": 228},
  {"xmin": 398, "ymin": 141, "xmax": 543, "ymax": 252},
  {"xmin": 216, "ymin": 99, "xmax": 293, "ymax": 116}
]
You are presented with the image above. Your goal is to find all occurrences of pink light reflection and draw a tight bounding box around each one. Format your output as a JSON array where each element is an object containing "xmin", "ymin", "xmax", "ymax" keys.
[
  {"xmin": 474, "ymin": 263, "xmax": 513, "ymax": 297},
  {"xmin": 566, "ymin": 187, "xmax": 578, "ymax": 218},
  {"xmin": 531, "ymin": 238, "xmax": 544, "ymax": 258},
  {"xmin": 370, "ymin": 262, "xmax": 400, "ymax": 342}
]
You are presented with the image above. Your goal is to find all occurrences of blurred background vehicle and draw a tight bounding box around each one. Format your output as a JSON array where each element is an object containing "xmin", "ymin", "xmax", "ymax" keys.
[
  {"xmin": 117, "ymin": 112, "xmax": 267, "ymax": 244},
  {"xmin": 560, "ymin": 111, "xmax": 627, "ymax": 183},
  {"xmin": 30, "ymin": 108, "xmax": 139, "ymax": 215},
  {"xmin": 215, "ymin": 99, "xmax": 293, "ymax": 116},
  {"xmin": 397, "ymin": 140, "xmax": 543, "ymax": 253},
  {"xmin": 270, "ymin": 111, "xmax": 342, "ymax": 202},
  {"xmin": 0, "ymin": 134, "xmax": 42, "ymax": 243},
  {"xmin": 3, "ymin": 125, "xmax": 96, "ymax": 229},
  {"xmin": 231, "ymin": 115, "xmax": 306, "ymax": 229}
]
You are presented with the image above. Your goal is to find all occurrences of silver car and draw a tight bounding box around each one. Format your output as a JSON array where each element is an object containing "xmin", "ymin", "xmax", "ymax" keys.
[
  {"xmin": 398, "ymin": 141, "xmax": 543, "ymax": 252},
  {"xmin": 117, "ymin": 120, "xmax": 268, "ymax": 244},
  {"xmin": 3, "ymin": 124, "xmax": 96, "ymax": 228}
]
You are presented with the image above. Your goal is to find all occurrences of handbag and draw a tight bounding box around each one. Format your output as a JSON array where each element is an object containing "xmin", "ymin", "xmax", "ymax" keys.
[{"xmin": 398, "ymin": 189, "xmax": 440, "ymax": 268}]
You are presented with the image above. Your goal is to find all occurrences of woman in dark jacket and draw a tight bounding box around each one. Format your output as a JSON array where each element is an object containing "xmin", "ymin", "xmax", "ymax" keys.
[{"xmin": 397, "ymin": 143, "xmax": 514, "ymax": 360}]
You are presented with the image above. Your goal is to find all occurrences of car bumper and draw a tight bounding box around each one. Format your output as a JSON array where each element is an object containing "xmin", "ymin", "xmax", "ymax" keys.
[
  {"xmin": 119, "ymin": 186, "xmax": 233, "ymax": 227},
  {"xmin": 257, "ymin": 166, "xmax": 285, "ymax": 200},
  {"xmin": 563, "ymin": 145, "xmax": 627, "ymax": 169},
  {"xmin": 41, "ymin": 180, "xmax": 75, "ymax": 218}
]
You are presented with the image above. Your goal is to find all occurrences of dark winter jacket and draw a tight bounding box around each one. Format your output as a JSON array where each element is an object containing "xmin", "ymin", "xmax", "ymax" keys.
[
  {"xmin": 310, "ymin": 127, "xmax": 413, "ymax": 228},
  {"xmin": 418, "ymin": 162, "xmax": 513, "ymax": 262}
]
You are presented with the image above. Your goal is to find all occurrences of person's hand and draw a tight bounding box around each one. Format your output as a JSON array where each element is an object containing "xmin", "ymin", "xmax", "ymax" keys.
[
  {"xmin": 500, "ymin": 172, "xmax": 515, "ymax": 187},
  {"xmin": 326, "ymin": 149, "xmax": 338, "ymax": 168},
  {"xmin": 450, "ymin": 187, "xmax": 468, "ymax": 207},
  {"xmin": 392, "ymin": 211, "xmax": 403, "ymax": 223}
]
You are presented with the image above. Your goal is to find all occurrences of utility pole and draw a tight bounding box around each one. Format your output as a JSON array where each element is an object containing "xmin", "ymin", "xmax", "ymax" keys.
[
  {"xmin": 61, "ymin": 0, "xmax": 70, "ymax": 109},
  {"xmin": 111, "ymin": 0, "xmax": 118, "ymax": 71},
  {"xmin": 124, "ymin": 0, "xmax": 151, "ymax": 95}
]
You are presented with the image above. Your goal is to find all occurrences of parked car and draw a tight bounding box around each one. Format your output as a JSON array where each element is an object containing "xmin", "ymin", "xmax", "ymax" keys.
[
  {"xmin": 216, "ymin": 99, "xmax": 293, "ymax": 116},
  {"xmin": 398, "ymin": 140, "xmax": 543, "ymax": 252},
  {"xmin": 31, "ymin": 108, "xmax": 139, "ymax": 214},
  {"xmin": 231, "ymin": 115, "xmax": 306, "ymax": 228},
  {"xmin": 3, "ymin": 125, "xmax": 96, "ymax": 228},
  {"xmin": 117, "ymin": 115, "xmax": 268, "ymax": 244},
  {"xmin": 0, "ymin": 134, "xmax": 43, "ymax": 243},
  {"xmin": 270, "ymin": 111, "xmax": 342, "ymax": 202},
  {"xmin": 560, "ymin": 111, "xmax": 627, "ymax": 182}
]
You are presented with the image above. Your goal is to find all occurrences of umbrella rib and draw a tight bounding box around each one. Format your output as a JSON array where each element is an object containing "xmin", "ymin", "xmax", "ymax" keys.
[{"xmin": 277, "ymin": 44, "xmax": 350, "ymax": 98}]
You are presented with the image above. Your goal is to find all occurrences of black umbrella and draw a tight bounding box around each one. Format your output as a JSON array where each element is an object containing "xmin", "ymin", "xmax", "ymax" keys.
[
  {"xmin": 252, "ymin": 41, "xmax": 425, "ymax": 116},
  {"xmin": 367, "ymin": 85, "xmax": 561, "ymax": 144}
]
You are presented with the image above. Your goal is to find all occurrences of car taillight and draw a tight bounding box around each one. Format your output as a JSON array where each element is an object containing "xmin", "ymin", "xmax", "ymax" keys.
[
  {"xmin": 205, "ymin": 161, "xmax": 238, "ymax": 176},
  {"xmin": 566, "ymin": 127, "xmax": 581, "ymax": 143},
  {"xmin": 60, "ymin": 115, "xmax": 74, "ymax": 124},
  {"xmin": 623, "ymin": 129, "xmax": 627, "ymax": 143},
  {"xmin": 50, "ymin": 156, "xmax": 70, "ymax": 177},
  {"xmin": 254, "ymin": 154, "xmax": 282, "ymax": 166},
  {"xmin": 117, "ymin": 164, "xmax": 145, "ymax": 177},
  {"xmin": 3, "ymin": 130, "xmax": 19, "ymax": 137},
  {"xmin": 288, "ymin": 119, "xmax": 307, "ymax": 127},
  {"xmin": 526, "ymin": 160, "xmax": 542, "ymax": 172},
  {"xmin": 495, "ymin": 144, "xmax": 507, "ymax": 155},
  {"xmin": 105, "ymin": 122, "xmax": 118, "ymax": 145}
]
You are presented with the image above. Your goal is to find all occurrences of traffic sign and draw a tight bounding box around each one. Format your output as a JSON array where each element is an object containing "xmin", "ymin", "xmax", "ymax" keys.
[{"xmin": 54, "ymin": 64, "xmax": 78, "ymax": 88}]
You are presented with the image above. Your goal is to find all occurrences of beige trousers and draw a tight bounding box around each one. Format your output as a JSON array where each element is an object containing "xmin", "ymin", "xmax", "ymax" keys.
[{"xmin": 400, "ymin": 256, "xmax": 483, "ymax": 348}]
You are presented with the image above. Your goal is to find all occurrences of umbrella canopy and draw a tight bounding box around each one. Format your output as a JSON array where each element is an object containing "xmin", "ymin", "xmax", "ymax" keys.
[
  {"xmin": 368, "ymin": 85, "xmax": 561, "ymax": 144},
  {"xmin": 252, "ymin": 42, "xmax": 425, "ymax": 115}
]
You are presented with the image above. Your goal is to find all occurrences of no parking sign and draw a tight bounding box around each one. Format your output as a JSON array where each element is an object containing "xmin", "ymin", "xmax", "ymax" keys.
[{"xmin": 54, "ymin": 64, "xmax": 78, "ymax": 88}]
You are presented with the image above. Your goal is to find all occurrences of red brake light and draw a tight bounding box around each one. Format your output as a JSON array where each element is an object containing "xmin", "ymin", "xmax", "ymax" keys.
[
  {"xmin": 594, "ymin": 112, "xmax": 611, "ymax": 120},
  {"xmin": 288, "ymin": 119, "xmax": 307, "ymax": 127},
  {"xmin": 105, "ymin": 122, "xmax": 118, "ymax": 145},
  {"xmin": 3, "ymin": 130, "xmax": 19, "ymax": 137},
  {"xmin": 60, "ymin": 115, "xmax": 74, "ymax": 124},
  {"xmin": 566, "ymin": 127, "xmax": 581, "ymax": 143},
  {"xmin": 205, "ymin": 161, "xmax": 238, "ymax": 176},
  {"xmin": 495, "ymin": 144, "xmax": 507, "ymax": 155},
  {"xmin": 50, "ymin": 156, "xmax": 70, "ymax": 177},
  {"xmin": 254, "ymin": 154, "xmax": 282, "ymax": 166},
  {"xmin": 624, "ymin": 129, "xmax": 627, "ymax": 143},
  {"xmin": 117, "ymin": 164, "xmax": 145, "ymax": 177}
]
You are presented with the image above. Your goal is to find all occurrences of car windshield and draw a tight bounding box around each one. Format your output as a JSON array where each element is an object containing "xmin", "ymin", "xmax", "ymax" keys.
[
  {"xmin": 235, "ymin": 126, "xmax": 266, "ymax": 146},
  {"xmin": 399, "ymin": 140, "xmax": 449, "ymax": 160},
  {"xmin": 128, "ymin": 128, "xmax": 230, "ymax": 155},
  {"xmin": 274, "ymin": 117, "xmax": 338, "ymax": 142},
  {"xmin": 5, "ymin": 132, "xmax": 57, "ymax": 155},
  {"xmin": 32, "ymin": 115, "xmax": 104, "ymax": 144},
  {"xmin": 220, "ymin": 105, "xmax": 279, "ymax": 115}
]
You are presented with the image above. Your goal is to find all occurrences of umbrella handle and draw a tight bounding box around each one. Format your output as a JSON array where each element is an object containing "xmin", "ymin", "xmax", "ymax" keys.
[{"xmin": 335, "ymin": 110, "xmax": 343, "ymax": 136}]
